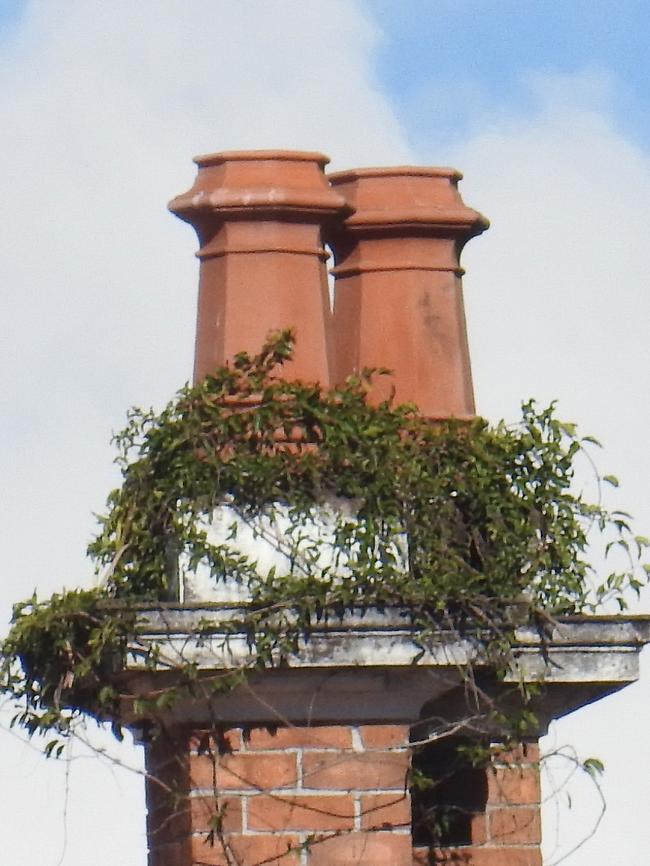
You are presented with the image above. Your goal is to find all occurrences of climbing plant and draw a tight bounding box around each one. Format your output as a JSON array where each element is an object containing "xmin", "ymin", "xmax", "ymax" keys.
[{"xmin": 1, "ymin": 331, "xmax": 647, "ymax": 746}]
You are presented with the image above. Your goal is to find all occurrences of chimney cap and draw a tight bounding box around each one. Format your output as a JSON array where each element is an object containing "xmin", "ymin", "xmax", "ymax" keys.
[
  {"xmin": 329, "ymin": 165, "xmax": 464, "ymax": 182},
  {"xmin": 328, "ymin": 166, "xmax": 489, "ymax": 235},
  {"xmin": 193, "ymin": 149, "xmax": 331, "ymax": 168},
  {"xmin": 169, "ymin": 149, "xmax": 351, "ymax": 222}
]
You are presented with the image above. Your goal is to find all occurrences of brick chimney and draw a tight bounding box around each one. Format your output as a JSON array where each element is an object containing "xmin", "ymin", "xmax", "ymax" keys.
[{"xmin": 125, "ymin": 150, "xmax": 648, "ymax": 866}]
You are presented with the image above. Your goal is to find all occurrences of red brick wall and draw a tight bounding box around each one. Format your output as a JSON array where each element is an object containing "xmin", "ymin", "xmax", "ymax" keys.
[
  {"xmin": 145, "ymin": 727, "xmax": 541, "ymax": 866},
  {"xmin": 146, "ymin": 724, "xmax": 412, "ymax": 866}
]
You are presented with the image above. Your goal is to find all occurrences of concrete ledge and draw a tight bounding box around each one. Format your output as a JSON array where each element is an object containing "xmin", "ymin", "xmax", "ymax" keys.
[
  {"xmin": 127, "ymin": 605, "xmax": 649, "ymax": 680},
  {"xmin": 116, "ymin": 607, "xmax": 649, "ymax": 729}
]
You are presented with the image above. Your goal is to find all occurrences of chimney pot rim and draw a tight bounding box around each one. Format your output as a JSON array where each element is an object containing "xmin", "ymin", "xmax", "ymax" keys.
[
  {"xmin": 168, "ymin": 190, "xmax": 352, "ymax": 221},
  {"xmin": 328, "ymin": 166, "xmax": 463, "ymax": 182},
  {"xmin": 338, "ymin": 208, "xmax": 489, "ymax": 235},
  {"xmin": 193, "ymin": 149, "xmax": 331, "ymax": 167}
]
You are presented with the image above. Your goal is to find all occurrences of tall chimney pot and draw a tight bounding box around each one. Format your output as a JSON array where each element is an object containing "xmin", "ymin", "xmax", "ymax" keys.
[
  {"xmin": 328, "ymin": 166, "xmax": 488, "ymax": 417},
  {"xmin": 169, "ymin": 150, "xmax": 350, "ymax": 385}
]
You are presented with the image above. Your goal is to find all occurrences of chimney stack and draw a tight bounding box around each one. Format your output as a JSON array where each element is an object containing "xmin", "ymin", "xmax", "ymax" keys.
[
  {"xmin": 169, "ymin": 150, "xmax": 350, "ymax": 385},
  {"xmin": 130, "ymin": 150, "xmax": 646, "ymax": 866},
  {"xmin": 328, "ymin": 167, "xmax": 487, "ymax": 417}
]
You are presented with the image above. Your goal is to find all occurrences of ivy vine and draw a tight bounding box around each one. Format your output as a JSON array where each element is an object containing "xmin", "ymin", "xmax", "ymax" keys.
[{"xmin": 1, "ymin": 331, "xmax": 647, "ymax": 745}]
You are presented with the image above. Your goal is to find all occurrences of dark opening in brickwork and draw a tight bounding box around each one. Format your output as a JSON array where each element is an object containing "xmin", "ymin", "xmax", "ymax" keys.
[{"xmin": 410, "ymin": 735, "xmax": 488, "ymax": 847}]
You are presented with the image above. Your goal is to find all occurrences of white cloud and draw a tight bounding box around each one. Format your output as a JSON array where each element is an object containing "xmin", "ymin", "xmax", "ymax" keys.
[
  {"xmin": 0, "ymin": 0, "xmax": 413, "ymax": 607},
  {"xmin": 521, "ymin": 67, "xmax": 620, "ymax": 118},
  {"xmin": 450, "ymin": 70, "xmax": 650, "ymax": 528},
  {"xmin": 0, "ymin": 3, "xmax": 411, "ymax": 863},
  {"xmin": 444, "ymin": 70, "xmax": 650, "ymax": 864}
]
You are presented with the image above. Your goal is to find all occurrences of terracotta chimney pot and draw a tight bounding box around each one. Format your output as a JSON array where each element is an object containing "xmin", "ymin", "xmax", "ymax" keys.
[
  {"xmin": 169, "ymin": 150, "xmax": 351, "ymax": 384},
  {"xmin": 328, "ymin": 167, "xmax": 488, "ymax": 418}
]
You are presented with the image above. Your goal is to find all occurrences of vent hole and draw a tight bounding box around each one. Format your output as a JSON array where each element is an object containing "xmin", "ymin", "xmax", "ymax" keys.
[{"xmin": 411, "ymin": 735, "xmax": 488, "ymax": 847}]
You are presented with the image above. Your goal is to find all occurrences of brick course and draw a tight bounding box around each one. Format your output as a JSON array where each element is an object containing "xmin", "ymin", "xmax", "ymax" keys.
[
  {"xmin": 245, "ymin": 725, "xmax": 353, "ymax": 751},
  {"xmin": 359, "ymin": 724, "xmax": 410, "ymax": 749},
  {"xmin": 308, "ymin": 832, "xmax": 412, "ymax": 866},
  {"xmin": 247, "ymin": 794, "xmax": 355, "ymax": 831},
  {"xmin": 302, "ymin": 749, "xmax": 409, "ymax": 790},
  {"xmin": 487, "ymin": 765, "xmax": 540, "ymax": 806},
  {"xmin": 190, "ymin": 796, "xmax": 243, "ymax": 834},
  {"xmin": 191, "ymin": 752, "xmax": 298, "ymax": 791},
  {"xmin": 488, "ymin": 806, "xmax": 541, "ymax": 845},
  {"xmin": 417, "ymin": 847, "xmax": 543, "ymax": 866},
  {"xmin": 191, "ymin": 832, "xmax": 300, "ymax": 866},
  {"xmin": 359, "ymin": 793, "xmax": 411, "ymax": 830}
]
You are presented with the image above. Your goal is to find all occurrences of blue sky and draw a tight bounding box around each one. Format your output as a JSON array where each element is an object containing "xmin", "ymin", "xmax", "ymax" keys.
[
  {"xmin": 0, "ymin": 3, "xmax": 648, "ymax": 865},
  {"xmin": 0, "ymin": 0, "xmax": 21, "ymax": 33},
  {"xmin": 369, "ymin": 0, "xmax": 650, "ymax": 150},
  {"xmin": 2, "ymin": 0, "xmax": 649, "ymax": 150}
]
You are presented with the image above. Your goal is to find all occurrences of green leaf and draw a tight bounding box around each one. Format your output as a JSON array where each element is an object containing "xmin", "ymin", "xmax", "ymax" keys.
[{"xmin": 582, "ymin": 757, "xmax": 605, "ymax": 778}]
